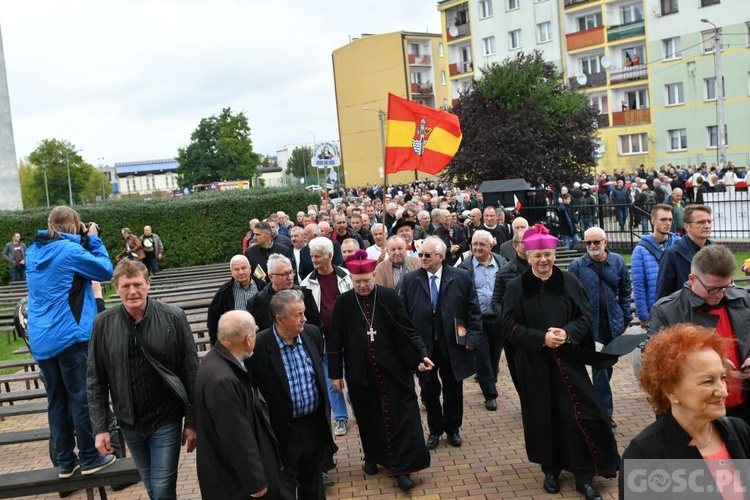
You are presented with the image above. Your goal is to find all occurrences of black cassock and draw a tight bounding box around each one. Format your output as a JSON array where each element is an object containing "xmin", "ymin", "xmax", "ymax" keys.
[
  {"xmin": 501, "ymin": 267, "xmax": 620, "ymax": 480},
  {"xmin": 328, "ymin": 285, "xmax": 430, "ymax": 476}
]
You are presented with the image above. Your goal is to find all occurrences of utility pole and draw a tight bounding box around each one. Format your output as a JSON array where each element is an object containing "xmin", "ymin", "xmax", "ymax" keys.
[{"xmin": 701, "ymin": 19, "xmax": 726, "ymax": 165}]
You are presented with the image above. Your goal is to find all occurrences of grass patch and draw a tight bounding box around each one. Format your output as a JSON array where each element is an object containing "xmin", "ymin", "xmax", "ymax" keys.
[{"xmin": 0, "ymin": 336, "xmax": 30, "ymax": 374}]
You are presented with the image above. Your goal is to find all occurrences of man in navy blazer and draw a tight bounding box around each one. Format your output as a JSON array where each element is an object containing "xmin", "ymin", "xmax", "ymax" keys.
[
  {"xmin": 399, "ymin": 236, "xmax": 483, "ymax": 450},
  {"xmin": 245, "ymin": 289, "xmax": 337, "ymax": 499}
]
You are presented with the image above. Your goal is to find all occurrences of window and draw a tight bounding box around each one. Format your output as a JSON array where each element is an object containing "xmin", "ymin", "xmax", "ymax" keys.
[
  {"xmin": 538, "ymin": 22, "xmax": 552, "ymax": 43},
  {"xmin": 126, "ymin": 175, "xmax": 136, "ymax": 193},
  {"xmin": 577, "ymin": 13, "xmax": 602, "ymax": 31},
  {"xmin": 410, "ymin": 72, "xmax": 423, "ymax": 84},
  {"xmin": 409, "ymin": 43, "xmax": 420, "ymax": 56},
  {"xmin": 663, "ymin": 37, "xmax": 681, "ymax": 59},
  {"xmin": 146, "ymin": 174, "xmax": 156, "ymax": 190},
  {"xmin": 165, "ymin": 172, "xmax": 176, "ymax": 189},
  {"xmin": 441, "ymin": 71, "xmax": 446, "ymax": 85},
  {"xmin": 479, "ymin": 0, "xmax": 493, "ymax": 18},
  {"xmin": 704, "ymin": 77, "xmax": 725, "ymax": 100},
  {"xmin": 589, "ymin": 95, "xmax": 609, "ymax": 114},
  {"xmin": 623, "ymin": 46, "xmax": 646, "ymax": 65},
  {"xmin": 625, "ymin": 89, "xmax": 649, "ymax": 109},
  {"xmin": 668, "ymin": 129, "xmax": 687, "ymax": 151},
  {"xmin": 746, "ymin": 22, "xmax": 750, "ymax": 47},
  {"xmin": 438, "ymin": 43, "xmax": 444, "ymax": 57},
  {"xmin": 702, "ymin": 30, "xmax": 716, "ymax": 53},
  {"xmin": 580, "ymin": 55, "xmax": 601, "ymax": 75},
  {"xmin": 665, "ymin": 83, "xmax": 684, "ymax": 105},
  {"xmin": 619, "ymin": 133, "xmax": 648, "ymax": 155},
  {"xmin": 509, "ymin": 29, "xmax": 522, "ymax": 49},
  {"xmin": 707, "ymin": 125, "xmax": 728, "ymax": 148},
  {"xmin": 507, "ymin": 0, "xmax": 519, "ymax": 10},
  {"xmin": 660, "ymin": 0, "xmax": 678, "ymax": 14},
  {"xmin": 701, "ymin": 0, "xmax": 720, "ymax": 5},
  {"xmin": 620, "ymin": 3, "xmax": 644, "ymax": 23},
  {"xmin": 482, "ymin": 36, "xmax": 496, "ymax": 55}
]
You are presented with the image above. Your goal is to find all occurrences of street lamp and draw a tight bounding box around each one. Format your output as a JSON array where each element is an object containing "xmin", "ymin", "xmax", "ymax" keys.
[
  {"xmin": 364, "ymin": 107, "xmax": 387, "ymax": 187},
  {"xmin": 701, "ymin": 18, "xmax": 726, "ymax": 165},
  {"xmin": 307, "ymin": 131, "xmax": 319, "ymax": 187},
  {"xmin": 65, "ymin": 149, "xmax": 82, "ymax": 206},
  {"xmin": 97, "ymin": 157, "xmax": 106, "ymax": 202},
  {"xmin": 41, "ymin": 164, "xmax": 50, "ymax": 208}
]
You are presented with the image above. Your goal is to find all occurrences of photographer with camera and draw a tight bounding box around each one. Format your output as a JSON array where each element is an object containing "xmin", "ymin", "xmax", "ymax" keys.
[{"xmin": 26, "ymin": 206, "xmax": 117, "ymax": 478}]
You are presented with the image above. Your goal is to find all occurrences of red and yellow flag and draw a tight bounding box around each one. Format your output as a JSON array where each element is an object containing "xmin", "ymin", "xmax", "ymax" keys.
[{"xmin": 384, "ymin": 93, "xmax": 462, "ymax": 175}]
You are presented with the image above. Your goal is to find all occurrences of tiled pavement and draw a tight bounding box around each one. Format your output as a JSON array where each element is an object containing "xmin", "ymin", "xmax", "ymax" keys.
[{"xmin": 0, "ymin": 353, "xmax": 654, "ymax": 499}]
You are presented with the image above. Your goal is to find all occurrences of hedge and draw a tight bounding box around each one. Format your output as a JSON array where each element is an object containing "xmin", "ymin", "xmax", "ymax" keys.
[{"xmin": 0, "ymin": 188, "xmax": 321, "ymax": 284}]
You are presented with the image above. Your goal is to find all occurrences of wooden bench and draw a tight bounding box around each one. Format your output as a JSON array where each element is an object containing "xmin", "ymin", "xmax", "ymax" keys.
[
  {"xmin": 0, "ymin": 457, "xmax": 141, "ymax": 499},
  {"xmin": 0, "ymin": 370, "xmax": 41, "ymax": 391},
  {"xmin": 0, "ymin": 428, "xmax": 50, "ymax": 446},
  {"xmin": 0, "ymin": 388, "xmax": 46, "ymax": 405},
  {"xmin": 0, "ymin": 401, "xmax": 47, "ymax": 418}
]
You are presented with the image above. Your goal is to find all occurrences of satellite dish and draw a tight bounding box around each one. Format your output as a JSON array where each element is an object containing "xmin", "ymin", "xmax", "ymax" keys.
[
  {"xmin": 448, "ymin": 25, "xmax": 459, "ymax": 38},
  {"xmin": 576, "ymin": 73, "xmax": 588, "ymax": 85},
  {"xmin": 601, "ymin": 56, "xmax": 612, "ymax": 69}
]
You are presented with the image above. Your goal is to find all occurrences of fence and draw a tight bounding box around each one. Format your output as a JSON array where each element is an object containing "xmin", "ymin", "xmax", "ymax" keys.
[{"xmin": 518, "ymin": 194, "xmax": 750, "ymax": 253}]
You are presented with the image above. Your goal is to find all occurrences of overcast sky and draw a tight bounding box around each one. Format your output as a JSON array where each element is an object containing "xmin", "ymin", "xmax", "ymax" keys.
[{"xmin": 2, "ymin": 0, "xmax": 440, "ymax": 166}]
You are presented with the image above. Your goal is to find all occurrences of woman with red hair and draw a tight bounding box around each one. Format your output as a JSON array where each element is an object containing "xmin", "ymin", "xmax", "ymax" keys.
[{"xmin": 620, "ymin": 324, "xmax": 750, "ymax": 498}]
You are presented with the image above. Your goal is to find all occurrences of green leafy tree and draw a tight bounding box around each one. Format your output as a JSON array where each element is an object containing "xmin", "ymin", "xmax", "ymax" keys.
[
  {"xmin": 443, "ymin": 51, "xmax": 598, "ymax": 187},
  {"xmin": 285, "ymin": 146, "xmax": 313, "ymax": 182},
  {"xmin": 26, "ymin": 139, "xmax": 107, "ymax": 207},
  {"xmin": 176, "ymin": 107, "xmax": 259, "ymax": 188}
]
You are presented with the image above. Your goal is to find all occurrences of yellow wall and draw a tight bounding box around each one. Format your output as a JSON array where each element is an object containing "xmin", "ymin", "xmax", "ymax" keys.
[
  {"xmin": 334, "ymin": 32, "xmax": 445, "ymax": 187},
  {"xmin": 598, "ymin": 123, "xmax": 655, "ymax": 175}
]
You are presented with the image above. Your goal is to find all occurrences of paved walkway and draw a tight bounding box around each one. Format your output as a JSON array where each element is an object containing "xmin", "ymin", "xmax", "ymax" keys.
[{"xmin": 0, "ymin": 353, "xmax": 653, "ymax": 499}]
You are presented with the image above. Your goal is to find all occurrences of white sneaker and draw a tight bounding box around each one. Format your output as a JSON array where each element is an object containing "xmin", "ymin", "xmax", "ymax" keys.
[{"xmin": 334, "ymin": 420, "xmax": 348, "ymax": 436}]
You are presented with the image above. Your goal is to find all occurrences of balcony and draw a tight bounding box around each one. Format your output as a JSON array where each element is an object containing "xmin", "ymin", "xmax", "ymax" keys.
[
  {"xmin": 596, "ymin": 114, "xmax": 610, "ymax": 128},
  {"xmin": 447, "ymin": 22, "xmax": 470, "ymax": 41},
  {"xmin": 449, "ymin": 61, "xmax": 473, "ymax": 76},
  {"xmin": 569, "ymin": 71, "xmax": 607, "ymax": 89},
  {"xmin": 612, "ymin": 108, "xmax": 650, "ymax": 126},
  {"xmin": 609, "ymin": 64, "xmax": 647, "ymax": 84},
  {"xmin": 564, "ymin": 0, "xmax": 594, "ymax": 9},
  {"xmin": 408, "ymin": 54, "xmax": 431, "ymax": 65},
  {"xmin": 566, "ymin": 26, "xmax": 605, "ymax": 51},
  {"xmin": 607, "ymin": 20, "xmax": 645, "ymax": 42},
  {"xmin": 411, "ymin": 82, "xmax": 434, "ymax": 95}
]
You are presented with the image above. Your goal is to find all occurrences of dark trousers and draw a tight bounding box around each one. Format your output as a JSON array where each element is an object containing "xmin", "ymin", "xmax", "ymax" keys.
[
  {"xmin": 286, "ymin": 412, "xmax": 325, "ymax": 499},
  {"xmin": 475, "ymin": 315, "xmax": 500, "ymax": 401},
  {"xmin": 419, "ymin": 342, "xmax": 463, "ymax": 436},
  {"xmin": 142, "ymin": 252, "xmax": 159, "ymax": 275}
]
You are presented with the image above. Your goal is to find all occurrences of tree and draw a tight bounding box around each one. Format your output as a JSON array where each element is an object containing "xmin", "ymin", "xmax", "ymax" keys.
[
  {"xmin": 443, "ymin": 51, "xmax": 599, "ymax": 188},
  {"xmin": 286, "ymin": 146, "xmax": 313, "ymax": 182},
  {"xmin": 176, "ymin": 107, "xmax": 259, "ymax": 188},
  {"xmin": 25, "ymin": 139, "xmax": 109, "ymax": 208}
]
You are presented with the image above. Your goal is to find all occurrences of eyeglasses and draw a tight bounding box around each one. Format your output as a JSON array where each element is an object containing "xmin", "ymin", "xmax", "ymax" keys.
[
  {"xmin": 584, "ymin": 239, "xmax": 605, "ymax": 246},
  {"xmin": 270, "ymin": 271, "xmax": 295, "ymax": 278},
  {"xmin": 694, "ymin": 275, "xmax": 735, "ymax": 295},
  {"xmin": 687, "ymin": 219, "xmax": 712, "ymax": 226},
  {"xmin": 417, "ymin": 252, "xmax": 434, "ymax": 258}
]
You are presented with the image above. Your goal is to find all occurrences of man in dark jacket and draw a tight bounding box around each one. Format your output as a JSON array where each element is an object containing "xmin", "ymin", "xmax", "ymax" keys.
[
  {"xmin": 400, "ymin": 236, "xmax": 483, "ymax": 450},
  {"xmin": 195, "ymin": 310, "xmax": 294, "ymax": 500},
  {"xmin": 555, "ymin": 194, "xmax": 579, "ymax": 250},
  {"xmin": 246, "ymin": 290, "xmax": 337, "ymax": 499},
  {"xmin": 432, "ymin": 209, "xmax": 469, "ymax": 266},
  {"xmin": 244, "ymin": 221, "xmax": 296, "ymax": 284},
  {"xmin": 247, "ymin": 254, "xmax": 321, "ymax": 332},
  {"xmin": 88, "ymin": 260, "xmax": 199, "ymax": 500},
  {"xmin": 207, "ymin": 255, "xmax": 265, "ymax": 346},
  {"xmin": 655, "ymin": 205, "xmax": 714, "ymax": 300}
]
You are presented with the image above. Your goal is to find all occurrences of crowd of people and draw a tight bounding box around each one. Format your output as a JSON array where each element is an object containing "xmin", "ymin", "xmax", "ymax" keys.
[{"xmin": 14, "ymin": 164, "xmax": 750, "ymax": 499}]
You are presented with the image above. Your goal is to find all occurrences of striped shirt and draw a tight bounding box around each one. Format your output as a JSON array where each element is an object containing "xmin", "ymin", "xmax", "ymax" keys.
[
  {"xmin": 273, "ymin": 327, "xmax": 319, "ymax": 418},
  {"xmin": 232, "ymin": 280, "xmax": 258, "ymax": 311}
]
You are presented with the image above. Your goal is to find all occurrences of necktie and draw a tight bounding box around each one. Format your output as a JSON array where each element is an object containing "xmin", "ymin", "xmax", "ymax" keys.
[{"xmin": 430, "ymin": 275, "xmax": 439, "ymax": 311}]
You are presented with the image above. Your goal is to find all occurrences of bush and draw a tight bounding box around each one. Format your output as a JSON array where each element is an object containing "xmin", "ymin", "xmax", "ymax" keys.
[{"xmin": 0, "ymin": 188, "xmax": 320, "ymax": 284}]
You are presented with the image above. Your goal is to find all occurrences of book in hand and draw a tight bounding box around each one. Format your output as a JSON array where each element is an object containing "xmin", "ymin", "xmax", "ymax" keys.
[{"xmin": 454, "ymin": 318, "xmax": 468, "ymax": 346}]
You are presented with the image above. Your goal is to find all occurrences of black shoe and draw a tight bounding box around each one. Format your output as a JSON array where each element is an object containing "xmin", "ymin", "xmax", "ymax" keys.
[
  {"xmin": 426, "ymin": 434, "xmax": 440, "ymax": 450},
  {"xmin": 363, "ymin": 460, "xmax": 378, "ymax": 475},
  {"xmin": 397, "ymin": 474, "xmax": 415, "ymax": 491},
  {"xmin": 609, "ymin": 417, "xmax": 617, "ymax": 428},
  {"xmin": 543, "ymin": 474, "xmax": 560, "ymax": 494},
  {"xmin": 576, "ymin": 481, "xmax": 602, "ymax": 500},
  {"xmin": 322, "ymin": 472, "xmax": 335, "ymax": 487},
  {"xmin": 484, "ymin": 399, "xmax": 498, "ymax": 411},
  {"xmin": 447, "ymin": 432, "xmax": 462, "ymax": 447}
]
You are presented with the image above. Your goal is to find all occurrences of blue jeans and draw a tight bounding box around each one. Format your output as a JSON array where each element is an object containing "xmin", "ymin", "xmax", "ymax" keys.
[
  {"xmin": 592, "ymin": 367, "xmax": 613, "ymax": 418},
  {"xmin": 561, "ymin": 233, "xmax": 579, "ymax": 251},
  {"xmin": 580, "ymin": 216, "xmax": 594, "ymax": 234},
  {"xmin": 640, "ymin": 215, "xmax": 651, "ymax": 235},
  {"xmin": 121, "ymin": 422, "xmax": 182, "ymax": 500},
  {"xmin": 10, "ymin": 265, "xmax": 25, "ymax": 282},
  {"xmin": 323, "ymin": 353, "xmax": 348, "ymax": 422},
  {"xmin": 615, "ymin": 206, "xmax": 628, "ymax": 230},
  {"xmin": 37, "ymin": 341, "xmax": 101, "ymax": 471}
]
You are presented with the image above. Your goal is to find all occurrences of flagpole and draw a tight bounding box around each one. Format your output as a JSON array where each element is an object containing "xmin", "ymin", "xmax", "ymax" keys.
[{"xmin": 377, "ymin": 109, "xmax": 388, "ymax": 188}]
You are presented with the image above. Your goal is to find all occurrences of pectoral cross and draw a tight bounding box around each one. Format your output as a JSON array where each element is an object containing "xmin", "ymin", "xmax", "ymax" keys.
[{"xmin": 367, "ymin": 328, "xmax": 377, "ymax": 342}]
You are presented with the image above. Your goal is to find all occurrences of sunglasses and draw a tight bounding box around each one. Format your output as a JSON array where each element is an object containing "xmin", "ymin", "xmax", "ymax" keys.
[
  {"xmin": 417, "ymin": 252, "xmax": 434, "ymax": 258},
  {"xmin": 584, "ymin": 239, "xmax": 605, "ymax": 246}
]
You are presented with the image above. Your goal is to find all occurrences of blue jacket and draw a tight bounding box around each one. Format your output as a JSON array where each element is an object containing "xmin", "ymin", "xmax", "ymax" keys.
[
  {"xmin": 568, "ymin": 251, "xmax": 632, "ymax": 342},
  {"xmin": 655, "ymin": 235, "xmax": 713, "ymax": 301},
  {"xmin": 26, "ymin": 231, "xmax": 113, "ymax": 360},
  {"xmin": 631, "ymin": 233, "xmax": 680, "ymax": 322}
]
